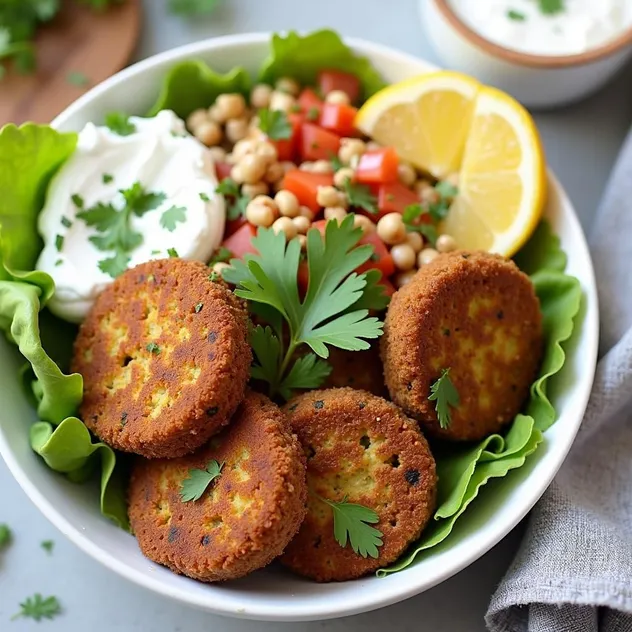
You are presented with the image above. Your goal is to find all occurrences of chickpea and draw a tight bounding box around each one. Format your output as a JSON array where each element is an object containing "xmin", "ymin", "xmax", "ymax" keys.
[
  {"xmin": 445, "ymin": 172, "xmax": 460, "ymax": 188},
  {"xmin": 353, "ymin": 214, "xmax": 376, "ymax": 234},
  {"xmin": 338, "ymin": 138, "xmax": 366, "ymax": 165},
  {"xmin": 245, "ymin": 195, "xmax": 278, "ymax": 227},
  {"xmin": 275, "ymin": 190, "xmax": 300, "ymax": 218},
  {"xmin": 377, "ymin": 213, "xmax": 407, "ymax": 245},
  {"xmin": 275, "ymin": 76, "xmax": 301, "ymax": 96},
  {"xmin": 299, "ymin": 161, "xmax": 315, "ymax": 172},
  {"xmin": 186, "ymin": 108, "xmax": 209, "ymax": 131},
  {"xmin": 297, "ymin": 234, "xmax": 307, "ymax": 250},
  {"xmin": 233, "ymin": 138, "xmax": 257, "ymax": 159},
  {"xmin": 241, "ymin": 182, "xmax": 269, "ymax": 198},
  {"xmin": 420, "ymin": 185, "xmax": 440, "ymax": 205},
  {"xmin": 239, "ymin": 153, "xmax": 267, "ymax": 184},
  {"xmin": 317, "ymin": 185, "xmax": 341, "ymax": 208},
  {"xmin": 418, "ymin": 247, "xmax": 439, "ymax": 267},
  {"xmin": 394, "ymin": 270, "xmax": 417, "ymax": 289},
  {"xmin": 311, "ymin": 159, "xmax": 333, "ymax": 174},
  {"xmin": 406, "ymin": 231, "xmax": 424, "ymax": 253},
  {"xmin": 212, "ymin": 261, "xmax": 231, "ymax": 275},
  {"xmin": 272, "ymin": 216, "xmax": 298, "ymax": 240},
  {"xmin": 333, "ymin": 167, "xmax": 355, "ymax": 188},
  {"xmin": 292, "ymin": 215, "xmax": 311, "ymax": 234},
  {"xmin": 325, "ymin": 90, "xmax": 351, "ymax": 105},
  {"xmin": 225, "ymin": 118, "xmax": 249, "ymax": 144},
  {"xmin": 195, "ymin": 121, "xmax": 222, "ymax": 147},
  {"xmin": 207, "ymin": 104, "xmax": 224, "ymax": 124},
  {"xmin": 366, "ymin": 141, "xmax": 381, "ymax": 151},
  {"xmin": 299, "ymin": 205, "xmax": 315, "ymax": 221},
  {"xmin": 324, "ymin": 207, "xmax": 348, "ymax": 222},
  {"xmin": 436, "ymin": 234, "xmax": 457, "ymax": 253},
  {"xmin": 397, "ymin": 162, "xmax": 417, "ymax": 187},
  {"xmin": 255, "ymin": 141, "xmax": 278, "ymax": 165},
  {"xmin": 264, "ymin": 162, "xmax": 285, "ymax": 185},
  {"xmin": 250, "ymin": 83, "xmax": 273, "ymax": 109},
  {"xmin": 414, "ymin": 179, "xmax": 433, "ymax": 198},
  {"xmin": 270, "ymin": 90, "xmax": 296, "ymax": 113},
  {"xmin": 337, "ymin": 192, "xmax": 349, "ymax": 209},
  {"xmin": 391, "ymin": 243, "xmax": 416, "ymax": 271},
  {"xmin": 230, "ymin": 164, "xmax": 246, "ymax": 183},
  {"xmin": 215, "ymin": 93, "xmax": 247, "ymax": 122},
  {"xmin": 280, "ymin": 161, "xmax": 297, "ymax": 174},
  {"xmin": 208, "ymin": 146, "xmax": 227, "ymax": 163}
]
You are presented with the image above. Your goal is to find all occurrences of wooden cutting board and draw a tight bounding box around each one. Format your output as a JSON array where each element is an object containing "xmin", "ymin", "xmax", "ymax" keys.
[{"xmin": 0, "ymin": 0, "xmax": 141, "ymax": 126}]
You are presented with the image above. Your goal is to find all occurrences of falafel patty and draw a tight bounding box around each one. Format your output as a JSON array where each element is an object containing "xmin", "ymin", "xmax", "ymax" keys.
[
  {"xmin": 281, "ymin": 388, "xmax": 437, "ymax": 582},
  {"xmin": 128, "ymin": 391, "xmax": 307, "ymax": 582},
  {"xmin": 72, "ymin": 258, "xmax": 251, "ymax": 458},
  {"xmin": 323, "ymin": 344, "xmax": 387, "ymax": 397},
  {"xmin": 381, "ymin": 251, "xmax": 543, "ymax": 442}
]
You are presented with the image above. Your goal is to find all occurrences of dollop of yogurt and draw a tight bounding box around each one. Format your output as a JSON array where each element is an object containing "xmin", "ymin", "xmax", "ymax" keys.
[
  {"xmin": 449, "ymin": 0, "xmax": 632, "ymax": 56},
  {"xmin": 36, "ymin": 110, "xmax": 225, "ymax": 323}
]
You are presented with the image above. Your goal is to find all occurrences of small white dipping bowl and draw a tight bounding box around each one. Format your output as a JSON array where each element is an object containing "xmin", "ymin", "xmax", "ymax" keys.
[
  {"xmin": 0, "ymin": 32, "xmax": 599, "ymax": 621},
  {"xmin": 421, "ymin": 0, "xmax": 632, "ymax": 109}
]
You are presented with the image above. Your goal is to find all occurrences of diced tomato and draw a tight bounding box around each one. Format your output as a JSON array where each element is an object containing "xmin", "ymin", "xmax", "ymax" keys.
[
  {"xmin": 318, "ymin": 69, "xmax": 361, "ymax": 103},
  {"xmin": 215, "ymin": 161, "xmax": 233, "ymax": 181},
  {"xmin": 297, "ymin": 88, "xmax": 324, "ymax": 120},
  {"xmin": 221, "ymin": 223, "xmax": 257, "ymax": 259},
  {"xmin": 225, "ymin": 216, "xmax": 248, "ymax": 238},
  {"xmin": 355, "ymin": 147, "xmax": 399, "ymax": 184},
  {"xmin": 319, "ymin": 102, "xmax": 358, "ymax": 138},
  {"xmin": 297, "ymin": 260, "xmax": 310, "ymax": 298},
  {"xmin": 376, "ymin": 181, "xmax": 419, "ymax": 217},
  {"xmin": 299, "ymin": 123, "xmax": 341, "ymax": 162},
  {"xmin": 356, "ymin": 231, "xmax": 395, "ymax": 278},
  {"xmin": 281, "ymin": 169, "xmax": 334, "ymax": 212},
  {"xmin": 272, "ymin": 112, "xmax": 303, "ymax": 161},
  {"xmin": 310, "ymin": 219, "xmax": 328, "ymax": 236},
  {"xmin": 378, "ymin": 277, "xmax": 396, "ymax": 298}
]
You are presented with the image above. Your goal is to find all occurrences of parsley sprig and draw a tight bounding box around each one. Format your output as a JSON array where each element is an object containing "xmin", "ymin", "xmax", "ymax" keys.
[
  {"xmin": 223, "ymin": 216, "xmax": 389, "ymax": 400},
  {"xmin": 216, "ymin": 178, "xmax": 250, "ymax": 221},
  {"xmin": 77, "ymin": 181, "xmax": 166, "ymax": 278},
  {"xmin": 258, "ymin": 108, "xmax": 292, "ymax": 140},
  {"xmin": 343, "ymin": 179, "xmax": 378, "ymax": 214},
  {"xmin": 402, "ymin": 180, "xmax": 457, "ymax": 246},
  {"xmin": 12, "ymin": 594, "xmax": 61, "ymax": 622},
  {"xmin": 317, "ymin": 494, "xmax": 383, "ymax": 558},
  {"xmin": 428, "ymin": 368, "xmax": 460, "ymax": 429},
  {"xmin": 104, "ymin": 111, "xmax": 136, "ymax": 136},
  {"xmin": 537, "ymin": 0, "xmax": 564, "ymax": 15},
  {"xmin": 0, "ymin": 523, "xmax": 11, "ymax": 548},
  {"xmin": 179, "ymin": 460, "xmax": 224, "ymax": 502}
]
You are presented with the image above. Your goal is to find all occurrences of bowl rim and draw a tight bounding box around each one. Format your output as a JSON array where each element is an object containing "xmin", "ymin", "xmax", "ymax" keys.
[
  {"xmin": 432, "ymin": 0, "xmax": 632, "ymax": 69},
  {"xmin": 1, "ymin": 31, "xmax": 600, "ymax": 622}
]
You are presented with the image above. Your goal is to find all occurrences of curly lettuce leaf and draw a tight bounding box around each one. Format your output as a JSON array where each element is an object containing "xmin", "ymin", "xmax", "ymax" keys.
[
  {"xmin": 378, "ymin": 220, "xmax": 582, "ymax": 575},
  {"xmin": 0, "ymin": 281, "xmax": 82, "ymax": 424},
  {"xmin": 147, "ymin": 61, "xmax": 251, "ymax": 119},
  {"xmin": 30, "ymin": 419, "xmax": 129, "ymax": 531},
  {"xmin": 0, "ymin": 124, "xmax": 77, "ymax": 286},
  {"xmin": 259, "ymin": 29, "xmax": 386, "ymax": 101}
]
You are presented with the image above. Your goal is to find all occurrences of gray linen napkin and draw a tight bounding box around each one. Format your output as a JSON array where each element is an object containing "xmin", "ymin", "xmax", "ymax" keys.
[{"xmin": 485, "ymin": 132, "xmax": 632, "ymax": 632}]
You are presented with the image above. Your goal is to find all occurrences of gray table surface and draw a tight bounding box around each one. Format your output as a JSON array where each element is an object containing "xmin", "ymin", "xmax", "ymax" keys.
[{"xmin": 2, "ymin": 0, "xmax": 632, "ymax": 629}]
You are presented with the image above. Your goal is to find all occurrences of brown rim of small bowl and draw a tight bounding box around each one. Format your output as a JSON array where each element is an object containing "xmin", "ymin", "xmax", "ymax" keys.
[{"xmin": 435, "ymin": 0, "xmax": 632, "ymax": 69}]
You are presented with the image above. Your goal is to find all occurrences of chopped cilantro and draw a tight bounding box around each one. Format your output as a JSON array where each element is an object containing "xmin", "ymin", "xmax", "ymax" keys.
[
  {"xmin": 258, "ymin": 108, "xmax": 292, "ymax": 140},
  {"xmin": 146, "ymin": 342, "xmax": 160, "ymax": 354},
  {"xmin": 216, "ymin": 178, "xmax": 250, "ymax": 220},
  {"xmin": 428, "ymin": 368, "xmax": 460, "ymax": 429},
  {"xmin": 167, "ymin": 247, "xmax": 179, "ymax": 258},
  {"xmin": 195, "ymin": 302, "xmax": 203, "ymax": 313},
  {"xmin": 12, "ymin": 594, "xmax": 61, "ymax": 622},
  {"xmin": 71, "ymin": 193, "xmax": 84, "ymax": 209},
  {"xmin": 160, "ymin": 205, "xmax": 187, "ymax": 232},
  {"xmin": 54, "ymin": 259, "xmax": 63, "ymax": 267},
  {"xmin": 199, "ymin": 192, "xmax": 210, "ymax": 202},
  {"xmin": 55, "ymin": 234, "xmax": 64, "ymax": 251},
  {"xmin": 343, "ymin": 179, "xmax": 378, "ymax": 214},
  {"xmin": 41, "ymin": 540, "xmax": 54, "ymax": 554},
  {"xmin": 60, "ymin": 216, "xmax": 72, "ymax": 228},
  {"xmin": 0, "ymin": 523, "xmax": 11, "ymax": 548},
  {"xmin": 537, "ymin": 0, "xmax": 564, "ymax": 15},
  {"xmin": 208, "ymin": 246, "xmax": 232, "ymax": 267},
  {"xmin": 102, "ymin": 173, "xmax": 114, "ymax": 184},
  {"xmin": 179, "ymin": 460, "xmax": 223, "ymax": 502},
  {"xmin": 66, "ymin": 70, "xmax": 90, "ymax": 87},
  {"xmin": 104, "ymin": 111, "xmax": 136, "ymax": 136},
  {"xmin": 507, "ymin": 8, "xmax": 527, "ymax": 20}
]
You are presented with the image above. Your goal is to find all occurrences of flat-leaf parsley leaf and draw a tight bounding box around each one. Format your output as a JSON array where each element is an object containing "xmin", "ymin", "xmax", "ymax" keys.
[
  {"xmin": 41, "ymin": 540, "xmax": 54, "ymax": 554},
  {"xmin": 216, "ymin": 177, "xmax": 250, "ymax": 220},
  {"xmin": 179, "ymin": 460, "xmax": 224, "ymax": 502},
  {"xmin": 343, "ymin": 179, "xmax": 378, "ymax": 214},
  {"xmin": 317, "ymin": 494, "xmax": 383, "ymax": 558},
  {"xmin": 160, "ymin": 205, "xmax": 187, "ymax": 232},
  {"xmin": 104, "ymin": 111, "xmax": 136, "ymax": 136},
  {"xmin": 537, "ymin": 0, "xmax": 565, "ymax": 15},
  {"xmin": 258, "ymin": 108, "xmax": 292, "ymax": 140},
  {"xmin": 507, "ymin": 9, "xmax": 527, "ymax": 20},
  {"xmin": 0, "ymin": 523, "xmax": 11, "ymax": 548},
  {"xmin": 12, "ymin": 594, "xmax": 61, "ymax": 622},
  {"xmin": 428, "ymin": 368, "xmax": 460, "ymax": 429}
]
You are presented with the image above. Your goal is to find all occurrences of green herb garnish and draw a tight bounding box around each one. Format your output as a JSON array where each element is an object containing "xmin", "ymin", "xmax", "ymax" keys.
[
  {"xmin": 41, "ymin": 540, "xmax": 54, "ymax": 554},
  {"xmin": 179, "ymin": 460, "xmax": 224, "ymax": 502},
  {"xmin": 223, "ymin": 216, "xmax": 387, "ymax": 400},
  {"xmin": 507, "ymin": 9, "xmax": 527, "ymax": 20},
  {"xmin": 160, "ymin": 205, "xmax": 187, "ymax": 232},
  {"xmin": 60, "ymin": 216, "xmax": 72, "ymax": 228},
  {"xmin": 167, "ymin": 247, "xmax": 179, "ymax": 258},
  {"xmin": 258, "ymin": 108, "xmax": 292, "ymax": 140},
  {"xmin": 215, "ymin": 177, "xmax": 250, "ymax": 220},
  {"xmin": 208, "ymin": 246, "xmax": 232, "ymax": 267},
  {"xmin": 102, "ymin": 173, "xmax": 114, "ymax": 184},
  {"xmin": 146, "ymin": 342, "xmax": 160, "ymax": 354},
  {"xmin": 194, "ymin": 302, "xmax": 203, "ymax": 313},
  {"xmin": 104, "ymin": 111, "xmax": 136, "ymax": 136},
  {"xmin": 428, "ymin": 368, "xmax": 460, "ymax": 429},
  {"xmin": 0, "ymin": 523, "xmax": 11, "ymax": 548},
  {"xmin": 537, "ymin": 0, "xmax": 565, "ymax": 15},
  {"xmin": 343, "ymin": 179, "xmax": 378, "ymax": 214},
  {"xmin": 307, "ymin": 106, "xmax": 320, "ymax": 122},
  {"xmin": 316, "ymin": 494, "xmax": 383, "ymax": 558},
  {"xmin": 12, "ymin": 594, "xmax": 61, "ymax": 622},
  {"xmin": 71, "ymin": 193, "xmax": 84, "ymax": 209},
  {"xmin": 66, "ymin": 70, "xmax": 90, "ymax": 87},
  {"xmin": 55, "ymin": 234, "xmax": 64, "ymax": 251},
  {"xmin": 199, "ymin": 192, "xmax": 210, "ymax": 202}
]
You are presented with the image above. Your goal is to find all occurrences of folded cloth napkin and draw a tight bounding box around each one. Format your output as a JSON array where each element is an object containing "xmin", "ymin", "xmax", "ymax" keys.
[{"xmin": 485, "ymin": 132, "xmax": 632, "ymax": 632}]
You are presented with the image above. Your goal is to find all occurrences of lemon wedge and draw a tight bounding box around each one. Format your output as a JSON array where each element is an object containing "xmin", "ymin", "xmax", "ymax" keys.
[{"xmin": 355, "ymin": 73, "xmax": 546, "ymax": 257}]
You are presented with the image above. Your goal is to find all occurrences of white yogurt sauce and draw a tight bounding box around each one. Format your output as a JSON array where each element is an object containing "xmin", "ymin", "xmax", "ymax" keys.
[
  {"xmin": 36, "ymin": 110, "xmax": 225, "ymax": 323},
  {"xmin": 449, "ymin": 0, "xmax": 632, "ymax": 56}
]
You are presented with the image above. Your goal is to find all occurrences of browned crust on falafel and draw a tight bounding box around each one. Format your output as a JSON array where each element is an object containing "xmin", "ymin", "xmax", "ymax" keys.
[
  {"xmin": 71, "ymin": 259, "xmax": 251, "ymax": 458},
  {"xmin": 128, "ymin": 391, "xmax": 307, "ymax": 582},
  {"xmin": 323, "ymin": 344, "xmax": 387, "ymax": 398},
  {"xmin": 381, "ymin": 250, "xmax": 543, "ymax": 442},
  {"xmin": 280, "ymin": 388, "xmax": 437, "ymax": 582}
]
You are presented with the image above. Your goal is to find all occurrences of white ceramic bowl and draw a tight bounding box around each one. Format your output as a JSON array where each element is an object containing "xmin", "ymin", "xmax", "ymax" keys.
[
  {"xmin": 0, "ymin": 33, "xmax": 599, "ymax": 621},
  {"xmin": 421, "ymin": 0, "xmax": 632, "ymax": 109}
]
